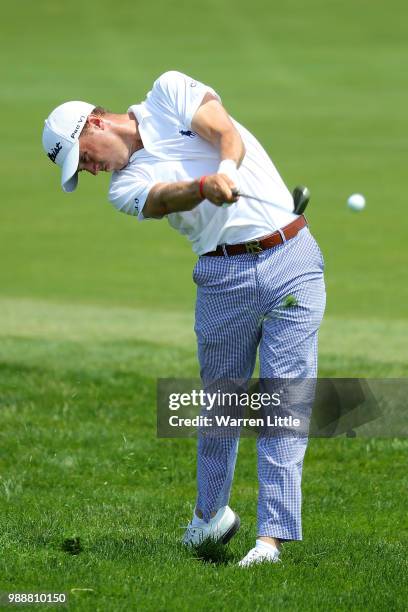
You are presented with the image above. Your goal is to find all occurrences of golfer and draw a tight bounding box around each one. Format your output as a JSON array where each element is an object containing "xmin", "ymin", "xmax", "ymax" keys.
[{"xmin": 42, "ymin": 71, "xmax": 326, "ymax": 567}]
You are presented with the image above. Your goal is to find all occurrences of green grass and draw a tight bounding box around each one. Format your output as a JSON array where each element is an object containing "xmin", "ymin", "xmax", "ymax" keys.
[
  {"xmin": 0, "ymin": 300, "xmax": 407, "ymax": 610},
  {"xmin": 1, "ymin": 0, "xmax": 407, "ymax": 609}
]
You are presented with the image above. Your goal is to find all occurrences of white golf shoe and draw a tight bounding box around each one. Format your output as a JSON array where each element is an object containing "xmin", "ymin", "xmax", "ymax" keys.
[
  {"xmin": 238, "ymin": 540, "xmax": 280, "ymax": 567},
  {"xmin": 182, "ymin": 505, "xmax": 240, "ymax": 547}
]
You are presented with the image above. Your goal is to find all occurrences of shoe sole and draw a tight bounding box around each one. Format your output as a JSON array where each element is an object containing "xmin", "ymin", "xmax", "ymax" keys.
[{"xmin": 220, "ymin": 512, "xmax": 240, "ymax": 545}]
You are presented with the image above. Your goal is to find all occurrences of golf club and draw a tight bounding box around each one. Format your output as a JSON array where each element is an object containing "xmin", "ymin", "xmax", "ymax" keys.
[{"xmin": 230, "ymin": 185, "xmax": 310, "ymax": 215}]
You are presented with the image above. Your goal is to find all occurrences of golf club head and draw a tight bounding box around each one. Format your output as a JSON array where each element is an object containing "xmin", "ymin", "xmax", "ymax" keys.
[{"xmin": 292, "ymin": 185, "xmax": 310, "ymax": 214}]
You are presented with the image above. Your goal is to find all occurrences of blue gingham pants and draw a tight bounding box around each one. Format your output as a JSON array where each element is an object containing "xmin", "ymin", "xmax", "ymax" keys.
[{"xmin": 193, "ymin": 226, "xmax": 326, "ymax": 540}]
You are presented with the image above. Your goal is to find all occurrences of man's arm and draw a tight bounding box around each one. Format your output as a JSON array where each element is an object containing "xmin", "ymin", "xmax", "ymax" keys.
[
  {"xmin": 143, "ymin": 95, "xmax": 245, "ymax": 219},
  {"xmin": 143, "ymin": 175, "xmax": 237, "ymax": 219},
  {"xmin": 191, "ymin": 93, "xmax": 246, "ymax": 167}
]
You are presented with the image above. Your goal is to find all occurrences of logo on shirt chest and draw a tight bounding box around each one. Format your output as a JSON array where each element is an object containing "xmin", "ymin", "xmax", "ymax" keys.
[{"xmin": 179, "ymin": 129, "xmax": 197, "ymax": 138}]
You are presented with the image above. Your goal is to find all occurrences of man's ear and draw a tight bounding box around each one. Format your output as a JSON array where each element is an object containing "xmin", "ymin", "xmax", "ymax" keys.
[{"xmin": 87, "ymin": 115, "xmax": 105, "ymax": 130}]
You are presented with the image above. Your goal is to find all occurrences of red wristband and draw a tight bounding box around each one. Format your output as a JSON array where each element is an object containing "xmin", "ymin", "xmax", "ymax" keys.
[{"xmin": 199, "ymin": 175, "xmax": 208, "ymax": 199}]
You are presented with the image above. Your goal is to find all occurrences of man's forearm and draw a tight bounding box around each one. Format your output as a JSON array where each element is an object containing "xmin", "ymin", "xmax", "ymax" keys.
[
  {"xmin": 143, "ymin": 173, "xmax": 240, "ymax": 219},
  {"xmin": 191, "ymin": 99, "xmax": 246, "ymax": 168},
  {"xmin": 144, "ymin": 180, "xmax": 203, "ymax": 218},
  {"xmin": 218, "ymin": 128, "xmax": 246, "ymax": 168}
]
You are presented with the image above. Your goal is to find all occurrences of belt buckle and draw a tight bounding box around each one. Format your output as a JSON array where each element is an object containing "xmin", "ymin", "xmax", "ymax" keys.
[{"xmin": 245, "ymin": 239, "xmax": 263, "ymax": 254}]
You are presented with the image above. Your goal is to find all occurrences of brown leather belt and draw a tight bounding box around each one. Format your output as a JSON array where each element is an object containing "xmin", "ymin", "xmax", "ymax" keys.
[{"xmin": 203, "ymin": 215, "xmax": 307, "ymax": 256}]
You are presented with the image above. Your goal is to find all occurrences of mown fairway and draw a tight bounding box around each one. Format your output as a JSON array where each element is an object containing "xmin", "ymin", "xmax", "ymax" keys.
[{"xmin": 0, "ymin": 0, "xmax": 407, "ymax": 610}]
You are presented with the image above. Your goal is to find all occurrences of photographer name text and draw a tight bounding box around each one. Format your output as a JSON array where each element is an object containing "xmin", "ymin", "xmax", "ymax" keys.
[{"xmin": 168, "ymin": 415, "xmax": 300, "ymax": 428}]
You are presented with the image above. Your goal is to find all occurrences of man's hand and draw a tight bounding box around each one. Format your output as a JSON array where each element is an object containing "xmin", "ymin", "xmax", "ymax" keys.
[{"xmin": 201, "ymin": 174, "xmax": 239, "ymax": 206}]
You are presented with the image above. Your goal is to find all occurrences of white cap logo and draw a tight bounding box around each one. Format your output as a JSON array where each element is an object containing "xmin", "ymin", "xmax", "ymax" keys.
[
  {"xmin": 47, "ymin": 142, "xmax": 63, "ymax": 163},
  {"xmin": 42, "ymin": 101, "xmax": 95, "ymax": 193}
]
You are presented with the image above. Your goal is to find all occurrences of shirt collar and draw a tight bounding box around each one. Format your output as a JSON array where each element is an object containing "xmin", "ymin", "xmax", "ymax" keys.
[{"xmin": 128, "ymin": 103, "xmax": 151, "ymax": 126}]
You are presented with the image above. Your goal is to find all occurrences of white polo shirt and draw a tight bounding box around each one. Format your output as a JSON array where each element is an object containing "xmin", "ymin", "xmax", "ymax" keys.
[{"xmin": 109, "ymin": 71, "xmax": 296, "ymax": 255}]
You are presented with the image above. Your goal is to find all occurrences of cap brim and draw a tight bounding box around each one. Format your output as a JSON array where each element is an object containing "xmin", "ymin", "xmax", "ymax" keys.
[{"xmin": 61, "ymin": 140, "xmax": 80, "ymax": 193}]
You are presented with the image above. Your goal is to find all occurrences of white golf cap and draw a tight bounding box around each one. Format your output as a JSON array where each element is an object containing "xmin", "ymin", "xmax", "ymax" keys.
[{"xmin": 42, "ymin": 101, "xmax": 95, "ymax": 192}]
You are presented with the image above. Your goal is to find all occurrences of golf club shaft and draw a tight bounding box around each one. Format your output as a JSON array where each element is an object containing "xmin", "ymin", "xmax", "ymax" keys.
[
  {"xmin": 237, "ymin": 191, "xmax": 289, "ymax": 209},
  {"xmin": 232, "ymin": 190, "xmax": 293, "ymax": 214},
  {"xmin": 231, "ymin": 186, "xmax": 310, "ymax": 215}
]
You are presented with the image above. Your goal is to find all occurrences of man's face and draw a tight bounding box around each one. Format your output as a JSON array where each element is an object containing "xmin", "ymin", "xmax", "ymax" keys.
[{"xmin": 78, "ymin": 116, "xmax": 129, "ymax": 175}]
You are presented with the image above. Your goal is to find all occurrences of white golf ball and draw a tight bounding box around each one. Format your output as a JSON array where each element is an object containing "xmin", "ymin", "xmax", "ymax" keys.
[{"xmin": 347, "ymin": 193, "xmax": 366, "ymax": 211}]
